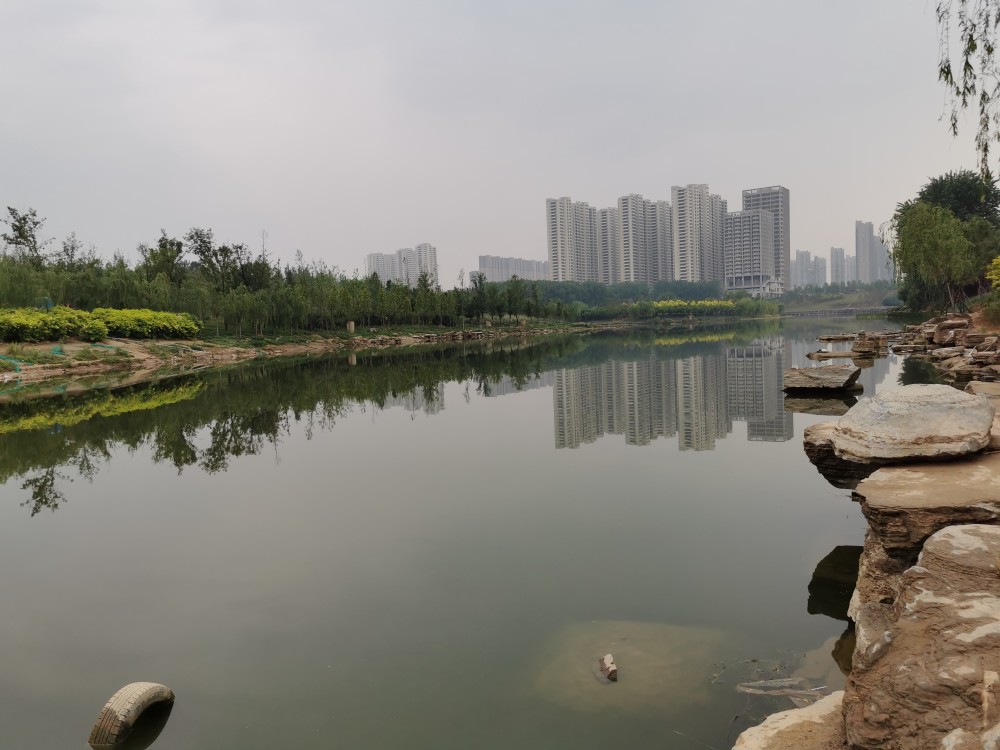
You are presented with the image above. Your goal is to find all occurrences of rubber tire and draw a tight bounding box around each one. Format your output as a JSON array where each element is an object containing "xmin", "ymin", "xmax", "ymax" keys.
[{"xmin": 88, "ymin": 682, "xmax": 175, "ymax": 749}]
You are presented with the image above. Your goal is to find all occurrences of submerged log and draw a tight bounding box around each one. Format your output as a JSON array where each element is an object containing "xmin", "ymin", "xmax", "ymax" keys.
[{"xmin": 599, "ymin": 653, "xmax": 618, "ymax": 682}]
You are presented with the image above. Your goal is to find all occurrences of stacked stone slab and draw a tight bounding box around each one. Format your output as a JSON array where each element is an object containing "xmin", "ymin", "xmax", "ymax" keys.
[
  {"xmin": 737, "ymin": 384, "xmax": 1000, "ymax": 749},
  {"xmin": 889, "ymin": 315, "xmax": 1000, "ymax": 382}
]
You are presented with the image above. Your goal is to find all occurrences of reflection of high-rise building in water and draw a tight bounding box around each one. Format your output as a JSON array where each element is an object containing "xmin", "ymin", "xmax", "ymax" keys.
[
  {"xmin": 784, "ymin": 335, "xmax": 893, "ymax": 398},
  {"xmin": 856, "ymin": 354, "xmax": 891, "ymax": 397},
  {"xmin": 727, "ymin": 338, "xmax": 794, "ymax": 442},
  {"xmin": 552, "ymin": 356, "xmax": 683, "ymax": 449},
  {"xmin": 380, "ymin": 383, "xmax": 447, "ymax": 415},
  {"xmin": 551, "ymin": 343, "xmax": 803, "ymax": 450},
  {"xmin": 676, "ymin": 354, "xmax": 731, "ymax": 451},
  {"xmin": 553, "ymin": 367, "xmax": 604, "ymax": 449},
  {"xmin": 482, "ymin": 372, "xmax": 555, "ymax": 398}
]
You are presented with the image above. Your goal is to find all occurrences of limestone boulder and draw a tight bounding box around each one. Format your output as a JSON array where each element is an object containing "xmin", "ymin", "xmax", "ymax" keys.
[
  {"xmin": 829, "ymin": 384, "xmax": 993, "ymax": 463},
  {"xmin": 802, "ymin": 422, "xmax": 878, "ymax": 489},
  {"xmin": 783, "ymin": 365, "xmax": 861, "ymax": 391},
  {"xmin": 844, "ymin": 525, "xmax": 1000, "ymax": 750},
  {"xmin": 853, "ymin": 453, "xmax": 1000, "ymax": 551},
  {"xmin": 733, "ymin": 691, "xmax": 845, "ymax": 750}
]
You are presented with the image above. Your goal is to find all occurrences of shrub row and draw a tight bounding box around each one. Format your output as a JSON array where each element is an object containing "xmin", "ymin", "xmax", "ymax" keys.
[
  {"xmin": 90, "ymin": 308, "xmax": 202, "ymax": 338},
  {"xmin": 0, "ymin": 306, "xmax": 202, "ymax": 342}
]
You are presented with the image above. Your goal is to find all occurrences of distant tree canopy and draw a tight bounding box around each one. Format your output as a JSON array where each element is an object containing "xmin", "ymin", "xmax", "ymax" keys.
[{"xmin": 890, "ymin": 170, "xmax": 1000, "ymax": 310}]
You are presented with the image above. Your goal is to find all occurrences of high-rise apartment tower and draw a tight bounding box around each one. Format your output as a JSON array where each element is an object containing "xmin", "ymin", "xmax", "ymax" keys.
[{"xmin": 742, "ymin": 186, "xmax": 790, "ymax": 295}]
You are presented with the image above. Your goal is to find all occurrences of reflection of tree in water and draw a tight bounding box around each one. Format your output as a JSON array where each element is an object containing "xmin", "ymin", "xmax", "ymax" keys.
[
  {"xmin": 21, "ymin": 467, "xmax": 69, "ymax": 516},
  {"xmin": 0, "ymin": 336, "xmax": 585, "ymax": 514},
  {"xmin": 897, "ymin": 356, "xmax": 943, "ymax": 386}
]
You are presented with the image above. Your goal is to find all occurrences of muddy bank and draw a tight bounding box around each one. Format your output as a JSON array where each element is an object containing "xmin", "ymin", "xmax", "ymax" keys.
[{"xmin": 0, "ymin": 325, "xmax": 595, "ymax": 403}]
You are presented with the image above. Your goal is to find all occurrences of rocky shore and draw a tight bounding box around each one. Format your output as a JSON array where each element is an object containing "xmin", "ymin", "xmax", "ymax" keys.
[{"xmin": 737, "ymin": 319, "xmax": 1000, "ymax": 749}]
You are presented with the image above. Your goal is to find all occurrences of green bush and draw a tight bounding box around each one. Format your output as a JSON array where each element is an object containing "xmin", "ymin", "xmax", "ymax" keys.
[
  {"xmin": 79, "ymin": 319, "xmax": 109, "ymax": 342},
  {"xmin": 982, "ymin": 291, "xmax": 1000, "ymax": 324},
  {"xmin": 91, "ymin": 308, "xmax": 202, "ymax": 339}
]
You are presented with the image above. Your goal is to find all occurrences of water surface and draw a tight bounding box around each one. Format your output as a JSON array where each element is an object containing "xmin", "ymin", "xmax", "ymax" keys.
[{"xmin": 0, "ymin": 319, "xmax": 906, "ymax": 749}]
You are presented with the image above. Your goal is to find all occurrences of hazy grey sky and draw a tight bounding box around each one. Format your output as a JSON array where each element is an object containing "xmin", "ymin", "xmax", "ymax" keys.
[{"xmin": 0, "ymin": 0, "xmax": 979, "ymax": 287}]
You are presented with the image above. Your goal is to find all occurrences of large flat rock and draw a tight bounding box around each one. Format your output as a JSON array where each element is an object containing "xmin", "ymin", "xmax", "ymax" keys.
[
  {"xmin": 829, "ymin": 384, "xmax": 993, "ymax": 463},
  {"xmin": 733, "ymin": 691, "xmax": 845, "ymax": 750},
  {"xmin": 784, "ymin": 365, "xmax": 861, "ymax": 391},
  {"xmin": 844, "ymin": 525, "xmax": 1000, "ymax": 749},
  {"xmin": 853, "ymin": 453, "xmax": 1000, "ymax": 551}
]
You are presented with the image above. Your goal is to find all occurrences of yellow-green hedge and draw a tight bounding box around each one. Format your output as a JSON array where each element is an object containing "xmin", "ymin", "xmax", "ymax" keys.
[{"xmin": 0, "ymin": 306, "xmax": 202, "ymax": 342}]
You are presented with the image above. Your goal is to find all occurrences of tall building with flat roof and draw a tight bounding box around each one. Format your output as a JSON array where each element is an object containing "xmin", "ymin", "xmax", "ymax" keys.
[
  {"xmin": 365, "ymin": 244, "xmax": 439, "ymax": 288},
  {"xmin": 855, "ymin": 221, "xmax": 892, "ymax": 283},
  {"xmin": 617, "ymin": 194, "xmax": 673, "ymax": 284},
  {"xmin": 830, "ymin": 247, "xmax": 846, "ymax": 286},
  {"xmin": 598, "ymin": 207, "xmax": 621, "ymax": 285},
  {"xmin": 414, "ymin": 243, "xmax": 439, "ymax": 288},
  {"xmin": 546, "ymin": 197, "xmax": 598, "ymax": 282},
  {"xmin": 672, "ymin": 184, "xmax": 726, "ymax": 283},
  {"xmin": 742, "ymin": 186, "xmax": 790, "ymax": 295},
  {"xmin": 478, "ymin": 255, "xmax": 548, "ymax": 282},
  {"xmin": 724, "ymin": 209, "xmax": 777, "ymax": 297}
]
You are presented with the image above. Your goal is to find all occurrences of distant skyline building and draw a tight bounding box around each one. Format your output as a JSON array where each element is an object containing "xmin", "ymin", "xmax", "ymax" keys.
[
  {"xmin": 673, "ymin": 184, "xmax": 727, "ymax": 283},
  {"xmin": 548, "ymin": 185, "xmax": 802, "ymax": 290},
  {"xmin": 789, "ymin": 250, "xmax": 827, "ymax": 288},
  {"xmin": 742, "ymin": 186, "xmax": 790, "ymax": 295},
  {"xmin": 546, "ymin": 197, "xmax": 598, "ymax": 283},
  {"xmin": 365, "ymin": 244, "xmax": 439, "ymax": 288},
  {"xmin": 598, "ymin": 207, "xmax": 621, "ymax": 285},
  {"xmin": 830, "ymin": 247, "xmax": 846, "ymax": 286},
  {"xmin": 855, "ymin": 221, "xmax": 893, "ymax": 283},
  {"xmin": 615, "ymin": 193, "xmax": 673, "ymax": 284},
  {"xmin": 723, "ymin": 209, "xmax": 777, "ymax": 297},
  {"xmin": 478, "ymin": 255, "xmax": 548, "ymax": 282}
]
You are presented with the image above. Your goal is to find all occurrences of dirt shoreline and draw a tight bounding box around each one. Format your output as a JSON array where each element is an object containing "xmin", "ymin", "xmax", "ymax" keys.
[{"xmin": 0, "ymin": 324, "xmax": 610, "ymax": 402}]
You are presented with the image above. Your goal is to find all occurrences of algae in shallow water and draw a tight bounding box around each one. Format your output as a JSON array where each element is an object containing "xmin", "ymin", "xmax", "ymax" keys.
[{"xmin": 532, "ymin": 620, "xmax": 727, "ymax": 714}]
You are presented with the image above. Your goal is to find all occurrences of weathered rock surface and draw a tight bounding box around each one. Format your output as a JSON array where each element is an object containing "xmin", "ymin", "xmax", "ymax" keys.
[
  {"xmin": 844, "ymin": 525, "xmax": 1000, "ymax": 750},
  {"xmin": 783, "ymin": 365, "xmax": 861, "ymax": 391},
  {"xmin": 733, "ymin": 691, "xmax": 846, "ymax": 750},
  {"xmin": 830, "ymin": 384, "xmax": 993, "ymax": 463},
  {"xmin": 853, "ymin": 453, "xmax": 1000, "ymax": 551},
  {"xmin": 802, "ymin": 422, "xmax": 878, "ymax": 489},
  {"xmin": 847, "ymin": 532, "xmax": 913, "ymax": 622}
]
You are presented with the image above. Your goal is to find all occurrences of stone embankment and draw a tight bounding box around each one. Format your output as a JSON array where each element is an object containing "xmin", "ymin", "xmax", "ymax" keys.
[
  {"xmin": 889, "ymin": 314, "xmax": 1000, "ymax": 383},
  {"xmin": 736, "ymin": 326, "xmax": 1000, "ymax": 748}
]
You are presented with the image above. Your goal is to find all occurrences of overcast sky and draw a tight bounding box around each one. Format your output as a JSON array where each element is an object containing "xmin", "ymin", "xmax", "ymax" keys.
[{"xmin": 0, "ymin": 0, "xmax": 981, "ymax": 287}]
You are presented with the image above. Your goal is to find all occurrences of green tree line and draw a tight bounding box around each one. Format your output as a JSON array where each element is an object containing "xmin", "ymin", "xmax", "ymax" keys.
[{"xmin": 1, "ymin": 209, "xmax": 737, "ymax": 335}]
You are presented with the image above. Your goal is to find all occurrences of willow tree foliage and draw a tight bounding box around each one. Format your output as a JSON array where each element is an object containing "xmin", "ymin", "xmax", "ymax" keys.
[{"xmin": 938, "ymin": 0, "xmax": 1000, "ymax": 175}]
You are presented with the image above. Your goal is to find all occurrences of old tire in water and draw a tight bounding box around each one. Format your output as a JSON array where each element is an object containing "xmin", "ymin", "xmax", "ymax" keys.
[{"xmin": 88, "ymin": 682, "xmax": 175, "ymax": 749}]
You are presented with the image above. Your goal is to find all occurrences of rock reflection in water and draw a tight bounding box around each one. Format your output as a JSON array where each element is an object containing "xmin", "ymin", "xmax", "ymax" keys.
[
  {"xmin": 806, "ymin": 545, "xmax": 863, "ymax": 680},
  {"xmin": 783, "ymin": 395, "xmax": 857, "ymax": 417},
  {"xmin": 807, "ymin": 546, "xmax": 862, "ymax": 622}
]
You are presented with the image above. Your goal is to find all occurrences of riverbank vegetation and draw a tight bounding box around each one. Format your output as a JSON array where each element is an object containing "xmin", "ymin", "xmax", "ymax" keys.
[
  {"xmin": 889, "ymin": 170, "xmax": 1000, "ymax": 313},
  {"xmin": 0, "ymin": 209, "xmax": 781, "ymax": 340}
]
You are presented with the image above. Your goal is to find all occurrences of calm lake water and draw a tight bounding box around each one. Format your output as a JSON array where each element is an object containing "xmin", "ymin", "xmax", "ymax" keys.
[{"xmin": 0, "ymin": 318, "xmax": 915, "ymax": 749}]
